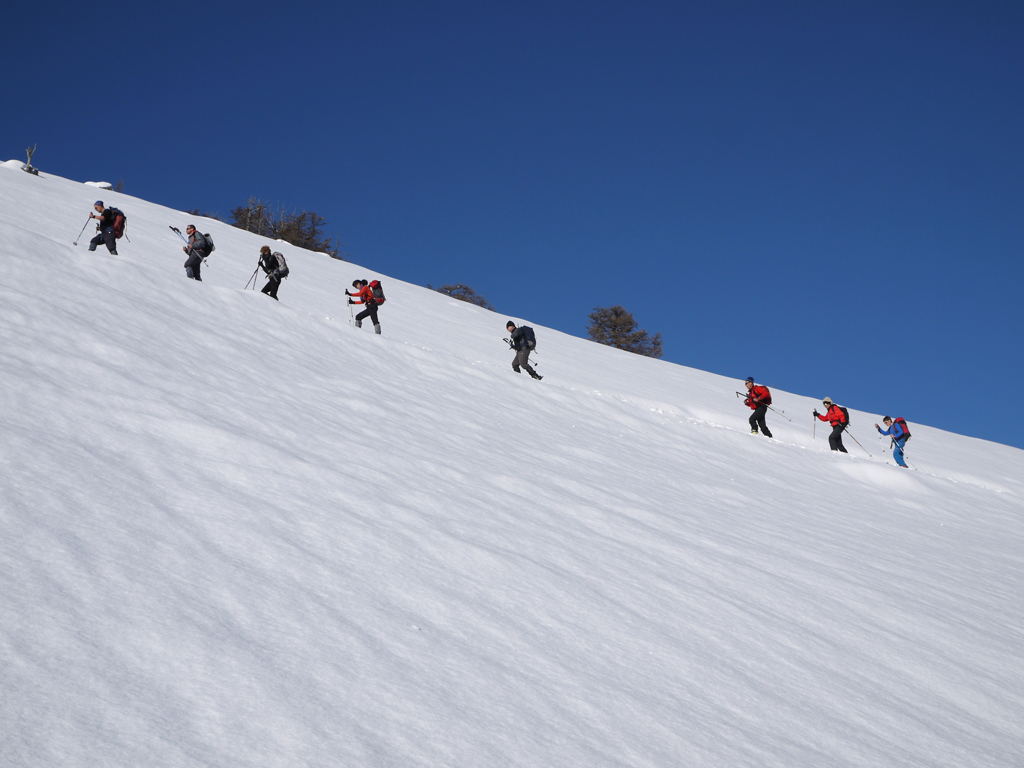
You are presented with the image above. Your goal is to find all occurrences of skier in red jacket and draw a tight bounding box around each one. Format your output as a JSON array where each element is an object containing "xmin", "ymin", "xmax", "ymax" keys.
[
  {"xmin": 346, "ymin": 279, "xmax": 381, "ymax": 335},
  {"xmin": 743, "ymin": 377, "xmax": 773, "ymax": 438},
  {"xmin": 814, "ymin": 397, "xmax": 848, "ymax": 453}
]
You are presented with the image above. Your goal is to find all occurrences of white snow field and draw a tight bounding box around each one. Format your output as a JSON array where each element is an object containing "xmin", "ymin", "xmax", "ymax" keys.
[{"xmin": 1, "ymin": 164, "xmax": 1022, "ymax": 768}]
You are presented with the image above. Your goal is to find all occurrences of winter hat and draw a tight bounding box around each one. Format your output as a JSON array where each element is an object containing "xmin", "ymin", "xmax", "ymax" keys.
[
  {"xmin": 745, "ymin": 377, "xmax": 754, "ymax": 383},
  {"xmin": 94, "ymin": 200, "xmax": 104, "ymax": 207},
  {"xmin": 822, "ymin": 397, "xmax": 833, "ymax": 405},
  {"xmin": 506, "ymin": 320, "xmax": 516, "ymax": 329},
  {"xmin": 352, "ymin": 280, "xmax": 361, "ymax": 288}
]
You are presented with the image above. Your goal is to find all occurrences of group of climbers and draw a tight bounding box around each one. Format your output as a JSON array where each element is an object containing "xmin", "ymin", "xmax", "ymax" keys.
[
  {"xmin": 82, "ymin": 203, "xmax": 388, "ymax": 334},
  {"xmin": 79, "ymin": 205, "xmax": 913, "ymax": 459},
  {"xmin": 743, "ymin": 379, "xmax": 912, "ymax": 467}
]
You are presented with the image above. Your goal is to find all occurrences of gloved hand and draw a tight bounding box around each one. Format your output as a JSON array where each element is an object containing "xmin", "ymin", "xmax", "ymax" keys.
[
  {"xmin": 344, "ymin": 289, "xmax": 350, "ymax": 296},
  {"xmin": 813, "ymin": 410, "xmax": 819, "ymax": 417},
  {"xmin": 348, "ymin": 299, "xmax": 354, "ymax": 305}
]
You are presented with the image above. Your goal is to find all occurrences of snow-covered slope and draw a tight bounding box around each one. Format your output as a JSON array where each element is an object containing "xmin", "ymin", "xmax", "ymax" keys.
[{"xmin": 1, "ymin": 165, "xmax": 1022, "ymax": 768}]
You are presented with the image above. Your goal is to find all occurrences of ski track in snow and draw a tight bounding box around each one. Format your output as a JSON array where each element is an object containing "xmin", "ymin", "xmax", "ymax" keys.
[{"xmin": 2, "ymin": 164, "xmax": 1023, "ymax": 768}]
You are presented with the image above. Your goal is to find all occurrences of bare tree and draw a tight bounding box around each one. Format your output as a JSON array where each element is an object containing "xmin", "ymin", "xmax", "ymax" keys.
[
  {"xmin": 230, "ymin": 197, "xmax": 275, "ymax": 237},
  {"xmin": 229, "ymin": 198, "xmax": 341, "ymax": 258},
  {"xmin": 185, "ymin": 208, "xmax": 223, "ymax": 221},
  {"xmin": 586, "ymin": 305, "xmax": 663, "ymax": 358},
  {"xmin": 23, "ymin": 144, "xmax": 38, "ymax": 176},
  {"xmin": 429, "ymin": 283, "xmax": 495, "ymax": 311}
]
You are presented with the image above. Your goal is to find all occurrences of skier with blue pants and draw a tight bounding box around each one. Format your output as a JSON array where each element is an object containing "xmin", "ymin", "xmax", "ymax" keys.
[{"xmin": 875, "ymin": 416, "xmax": 908, "ymax": 468}]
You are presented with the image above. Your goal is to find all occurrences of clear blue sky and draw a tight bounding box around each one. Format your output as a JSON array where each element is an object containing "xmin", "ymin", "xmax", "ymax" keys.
[{"xmin": 6, "ymin": 1, "xmax": 1023, "ymax": 449}]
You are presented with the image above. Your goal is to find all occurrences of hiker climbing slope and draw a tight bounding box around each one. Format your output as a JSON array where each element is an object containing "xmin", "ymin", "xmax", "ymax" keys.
[
  {"xmin": 259, "ymin": 246, "xmax": 289, "ymax": 301},
  {"xmin": 743, "ymin": 377, "xmax": 773, "ymax": 438},
  {"xmin": 88, "ymin": 201, "xmax": 123, "ymax": 255},
  {"xmin": 814, "ymin": 397, "xmax": 848, "ymax": 453},
  {"xmin": 876, "ymin": 416, "xmax": 910, "ymax": 468},
  {"xmin": 347, "ymin": 279, "xmax": 385, "ymax": 334},
  {"xmin": 506, "ymin": 320, "xmax": 542, "ymax": 380},
  {"xmin": 182, "ymin": 224, "xmax": 208, "ymax": 281}
]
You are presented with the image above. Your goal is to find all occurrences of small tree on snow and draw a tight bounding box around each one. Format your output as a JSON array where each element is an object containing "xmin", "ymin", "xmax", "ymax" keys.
[
  {"xmin": 586, "ymin": 305, "xmax": 663, "ymax": 358},
  {"xmin": 229, "ymin": 197, "xmax": 342, "ymax": 259},
  {"xmin": 429, "ymin": 283, "xmax": 495, "ymax": 311},
  {"xmin": 23, "ymin": 144, "xmax": 38, "ymax": 176}
]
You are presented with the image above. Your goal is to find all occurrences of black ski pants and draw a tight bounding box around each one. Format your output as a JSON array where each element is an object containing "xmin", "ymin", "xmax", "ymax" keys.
[
  {"xmin": 356, "ymin": 303, "xmax": 379, "ymax": 327},
  {"xmin": 749, "ymin": 405, "xmax": 772, "ymax": 437},
  {"xmin": 829, "ymin": 424, "xmax": 848, "ymax": 453},
  {"xmin": 261, "ymin": 274, "xmax": 281, "ymax": 299},
  {"xmin": 184, "ymin": 250, "xmax": 202, "ymax": 281},
  {"xmin": 89, "ymin": 226, "xmax": 117, "ymax": 254}
]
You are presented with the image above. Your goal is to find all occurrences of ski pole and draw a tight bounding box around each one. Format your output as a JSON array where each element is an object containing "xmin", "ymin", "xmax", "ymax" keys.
[
  {"xmin": 842, "ymin": 426, "xmax": 872, "ymax": 458},
  {"xmin": 73, "ymin": 216, "xmax": 92, "ymax": 246},
  {"xmin": 813, "ymin": 414, "xmax": 816, "ymax": 445},
  {"xmin": 734, "ymin": 391, "xmax": 791, "ymax": 422},
  {"xmin": 170, "ymin": 226, "xmax": 194, "ymax": 258},
  {"xmin": 171, "ymin": 226, "xmax": 209, "ymax": 264},
  {"xmin": 765, "ymin": 405, "xmax": 794, "ymax": 423},
  {"xmin": 245, "ymin": 266, "xmax": 260, "ymax": 290},
  {"xmin": 735, "ymin": 390, "xmax": 787, "ymax": 416}
]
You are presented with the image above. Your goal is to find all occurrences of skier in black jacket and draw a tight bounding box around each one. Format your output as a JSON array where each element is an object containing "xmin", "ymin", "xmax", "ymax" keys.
[
  {"xmin": 506, "ymin": 321, "xmax": 542, "ymax": 380},
  {"xmin": 87, "ymin": 201, "xmax": 118, "ymax": 255},
  {"xmin": 259, "ymin": 246, "xmax": 288, "ymax": 300}
]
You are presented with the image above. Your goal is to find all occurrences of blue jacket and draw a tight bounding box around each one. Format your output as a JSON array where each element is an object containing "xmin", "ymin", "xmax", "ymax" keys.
[{"xmin": 877, "ymin": 422, "xmax": 906, "ymax": 442}]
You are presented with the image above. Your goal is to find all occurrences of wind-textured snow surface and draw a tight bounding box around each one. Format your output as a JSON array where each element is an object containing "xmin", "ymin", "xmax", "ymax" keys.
[{"xmin": 1, "ymin": 164, "xmax": 1022, "ymax": 767}]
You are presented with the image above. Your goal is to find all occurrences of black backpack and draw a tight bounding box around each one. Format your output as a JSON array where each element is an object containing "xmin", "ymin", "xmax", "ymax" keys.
[
  {"xmin": 522, "ymin": 325, "xmax": 537, "ymax": 349},
  {"xmin": 110, "ymin": 208, "xmax": 127, "ymax": 239},
  {"xmin": 369, "ymin": 280, "xmax": 385, "ymax": 303},
  {"xmin": 839, "ymin": 406, "xmax": 850, "ymax": 426},
  {"xmin": 201, "ymin": 233, "xmax": 215, "ymax": 257}
]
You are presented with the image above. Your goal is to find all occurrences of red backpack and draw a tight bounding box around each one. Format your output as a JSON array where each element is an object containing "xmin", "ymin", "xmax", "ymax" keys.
[
  {"xmin": 110, "ymin": 207, "xmax": 127, "ymax": 239},
  {"xmin": 369, "ymin": 280, "xmax": 386, "ymax": 304},
  {"xmin": 754, "ymin": 385, "xmax": 772, "ymax": 405},
  {"xmin": 893, "ymin": 417, "xmax": 911, "ymax": 441}
]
